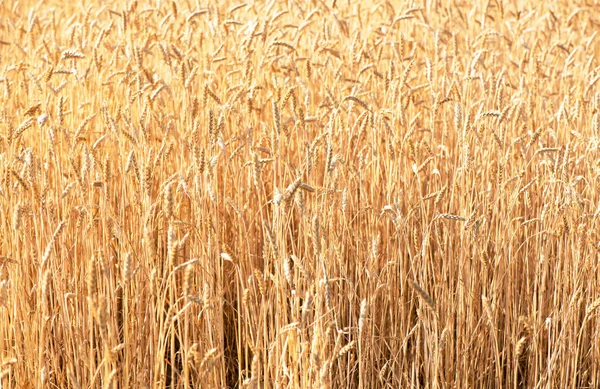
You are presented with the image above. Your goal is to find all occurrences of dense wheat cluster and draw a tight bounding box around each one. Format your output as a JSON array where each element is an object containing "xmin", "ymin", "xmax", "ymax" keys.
[{"xmin": 1, "ymin": 0, "xmax": 600, "ymax": 387}]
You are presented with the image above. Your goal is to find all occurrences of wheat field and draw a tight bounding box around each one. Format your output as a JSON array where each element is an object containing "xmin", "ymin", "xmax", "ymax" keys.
[{"xmin": 0, "ymin": 0, "xmax": 600, "ymax": 387}]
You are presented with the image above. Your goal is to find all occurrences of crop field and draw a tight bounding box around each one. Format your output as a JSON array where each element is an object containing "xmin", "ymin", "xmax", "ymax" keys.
[{"xmin": 1, "ymin": 0, "xmax": 600, "ymax": 387}]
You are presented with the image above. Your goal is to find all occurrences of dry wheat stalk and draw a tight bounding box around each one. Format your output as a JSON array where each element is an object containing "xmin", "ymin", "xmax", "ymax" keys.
[{"xmin": 0, "ymin": 2, "xmax": 598, "ymax": 388}]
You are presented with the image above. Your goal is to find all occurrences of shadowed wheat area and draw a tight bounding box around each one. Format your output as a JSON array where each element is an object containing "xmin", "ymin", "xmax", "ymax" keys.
[{"xmin": 1, "ymin": 0, "xmax": 600, "ymax": 387}]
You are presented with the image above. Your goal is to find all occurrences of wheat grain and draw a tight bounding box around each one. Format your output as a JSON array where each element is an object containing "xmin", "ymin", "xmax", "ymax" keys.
[{"xmin": 0, "ymin": 2, "xmax": 598, "ymax": 388}]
